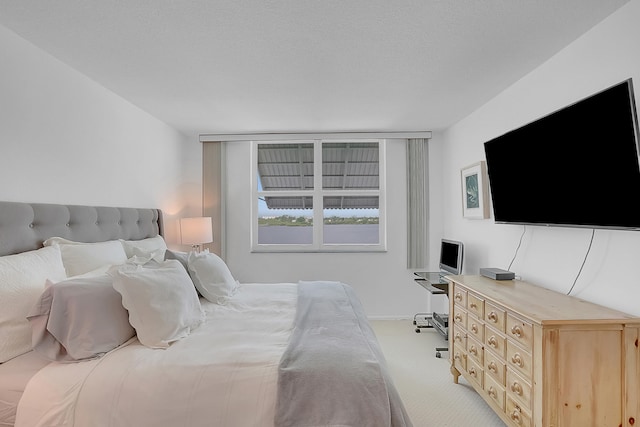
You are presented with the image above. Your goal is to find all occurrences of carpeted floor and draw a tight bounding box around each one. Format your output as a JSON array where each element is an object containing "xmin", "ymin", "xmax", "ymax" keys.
[{"xmin": 370, "ymin": 320, "xmax": 506, "ymax": 427}]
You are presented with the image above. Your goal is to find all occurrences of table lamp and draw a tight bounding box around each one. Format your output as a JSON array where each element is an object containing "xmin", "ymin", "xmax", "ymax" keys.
[{"xmin": 180, "ymin": 217, "xmax": 213, "ymax": 252}]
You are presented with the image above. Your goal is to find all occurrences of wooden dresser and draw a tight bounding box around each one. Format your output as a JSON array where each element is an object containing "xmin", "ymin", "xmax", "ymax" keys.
[{"xmin": 447, "ymin": 275, "xmax": 640, "ymax": 427}]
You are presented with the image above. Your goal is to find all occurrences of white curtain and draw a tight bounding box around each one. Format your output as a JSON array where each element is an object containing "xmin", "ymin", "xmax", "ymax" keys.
[{"xmin": 406, "ymin": 138, "xmax": 429, "ymax": 269}]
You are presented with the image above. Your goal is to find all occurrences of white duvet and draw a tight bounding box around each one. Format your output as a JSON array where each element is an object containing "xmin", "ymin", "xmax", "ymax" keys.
[{"xmin": 15, "ymin": 283, "xmax": 297, "ymax": 427}]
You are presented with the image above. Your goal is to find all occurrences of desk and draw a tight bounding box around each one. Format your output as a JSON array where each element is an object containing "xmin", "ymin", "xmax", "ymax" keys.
[
  {"xmin": 413, "ymin": 272, "xmax": 449, "ymax": 357},
  {"xmin": 415, "ymin": 279, "xmax": 448, "ymax": 295}
]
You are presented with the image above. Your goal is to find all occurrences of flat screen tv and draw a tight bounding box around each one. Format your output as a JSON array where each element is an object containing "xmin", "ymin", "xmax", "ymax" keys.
[
  {"xmin": 439, "ymin": 239, "xmax": 464, "ymax": 274},
  {"xmin": 483, "ymin": 79, "xmax": 640, "ymax": 230}
]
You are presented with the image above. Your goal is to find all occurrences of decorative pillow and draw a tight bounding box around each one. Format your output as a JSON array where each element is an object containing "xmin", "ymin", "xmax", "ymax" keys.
[
  {"xmin": 27, "ymin": 275, "xmax": 135, "ymax": 362},
  {"xmin": 110, "ymin": 260, "xmax": 204, "ymax": 349},
  {"xmin": 187, "ymin": 250, "xmax": 238, "ymax": 304},
  {"xmin": 165, "ymin": 249, "xmax": 203, "ymax": 296},
  {"xmin": 120, "ymin": 236, "xmax": 167, "ymax": 262},
  {"xmin": 44, "ymin": 238, "xmax": 128, "ymax": 277},
  {"xmin": 164, "ymin": 249, "xmax": 188, "ymax": 271},
  {"xmin": 0, "ymin": 246, "xmax": 67, "ymax": 363}
]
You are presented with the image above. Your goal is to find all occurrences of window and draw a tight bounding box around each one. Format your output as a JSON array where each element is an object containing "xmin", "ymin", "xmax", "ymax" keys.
[{"xmin": 252, "ymin": 139, "xmax": 386, "ymax": 252}]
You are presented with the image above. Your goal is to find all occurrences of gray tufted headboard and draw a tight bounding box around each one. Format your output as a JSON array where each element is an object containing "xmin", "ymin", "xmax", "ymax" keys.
[{"xmin": 0, "ymin": 201, "xmax": 163, "ymax": 257}]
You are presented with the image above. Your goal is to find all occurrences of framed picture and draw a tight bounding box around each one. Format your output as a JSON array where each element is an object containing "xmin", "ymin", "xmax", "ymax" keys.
[{"xmin": 461, "ymin": 161, "xmax": 490, "ymax": 219}]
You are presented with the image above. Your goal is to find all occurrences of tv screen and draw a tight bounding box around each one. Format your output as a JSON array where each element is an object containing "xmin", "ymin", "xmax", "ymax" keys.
[
  {"xmin": 440, "ymin": 239, "xmax": 463, "ymax": 274},
  {"xmin": 484, "ymin": 79, "xmax": 640, "ymax": 230}
]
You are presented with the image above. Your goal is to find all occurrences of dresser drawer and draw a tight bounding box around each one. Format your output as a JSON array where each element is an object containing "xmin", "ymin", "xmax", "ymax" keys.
[
  {"xmin": 466, "ymin": 358, "xmax": 484, "ymax": 390},
  {"xmin": 467, "ymin": 335, "xmax": 484, "ymax": 365},
  {"xmin": 506, "ymin": 314, "xmax": 533, "ymax": 349},
  {"xmin": 452, "ymin": 286, "xmax": 467, "ymax": 307},
  {"xmin": 452, "ymin": 324, "xmax": 466, "ymax": 347},
  {"xmin": 484, "ymin": 302, "xmax": 506, "ymax": 333},
  {"xmin": 467, "ymin": 292, "xmax": 485, "ymax": 319},
  {"xmin": 452, "ymin": 346, "xmax": 467, "ymax": 372},
  {"xmin": 484, "ymin": 349, "xmax": 506, "ymax": 385},
  {"xmin": 506, "ymin": 369, "xmax": 532, "ymax": 410},
  {"xmin": 506, "ymin": 396, "xmax": 532, "ymax": 427},
  {"xmin": 467, "ymin": 317, "xmax": 485, "ymax": 342},
  {"xmin": 452, "ymin": 305, "xmax": 467, "ymax": 329},
  {"xmin": 485, "ymin": 325, "xmax": 506, "ymax": 359},
  {"xmin": 506, "ymin": 341, "xmax": 532, "ymax": 380},
  {"xmin": 484, "ymin": 373, "xmax": 506, "ymax": 412}
]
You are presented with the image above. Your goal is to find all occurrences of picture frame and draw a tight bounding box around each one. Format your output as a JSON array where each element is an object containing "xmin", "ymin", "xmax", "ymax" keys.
[{"xmin": 461, "ymin": 161, "xmax": 490, "ymax": 219}]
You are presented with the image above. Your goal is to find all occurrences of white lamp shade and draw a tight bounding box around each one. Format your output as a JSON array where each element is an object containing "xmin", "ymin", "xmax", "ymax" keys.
[{"xmin": 180, "ymin": 217, "xmax": 213, "ymax": 245}]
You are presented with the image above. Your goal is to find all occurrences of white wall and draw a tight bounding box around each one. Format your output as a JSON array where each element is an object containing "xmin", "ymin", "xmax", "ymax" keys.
[
  {"xmin": 0, "ymin": 25, "xmax": 195, "ymax": 247},
  {"xmin": 224, "ymin": 140, "xmax": 433, "ymax": 318},
  {"xmin": 436, "ymin": 0, "xmax": 640, "ymax": 316}
]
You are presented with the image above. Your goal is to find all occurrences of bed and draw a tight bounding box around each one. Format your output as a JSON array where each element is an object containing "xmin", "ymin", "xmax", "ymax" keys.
[{"xmin": 0, "ymin": 201, "xmax": 412, "ymax": 427}]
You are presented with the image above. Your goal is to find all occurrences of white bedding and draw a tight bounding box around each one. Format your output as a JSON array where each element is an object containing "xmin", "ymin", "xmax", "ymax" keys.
[
  {"xmin": 15, "ymin": 283, "xmax": 297, "ymax": 427},
  {"xmin": 0, "ymin": 352, "xmax": 49, "ymax": 427}
]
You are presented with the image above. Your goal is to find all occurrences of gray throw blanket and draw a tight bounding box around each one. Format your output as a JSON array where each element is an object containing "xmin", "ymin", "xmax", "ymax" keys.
[{"xmin": 275, "ymin": 281, "xmax": 413, "ymax": 427}]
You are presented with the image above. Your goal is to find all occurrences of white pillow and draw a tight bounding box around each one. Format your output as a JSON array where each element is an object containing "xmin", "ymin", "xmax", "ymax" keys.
[
  {"xmin": 120, "ymin": 236, "xmax": 167, "ymax": 262},
  {"xmin": 164, "ymin": 249, "xmax": 188, "ymax": 271},
  {"xmin": 42, "ymin": 236, "xmax": 78, "ymax": 246},
  {"xmin": 110, "ymin": 260, "xmax": 204, "ymax": 349},
  {"xmin": 0, "ymin": 246, "xmax": 67, "ymax": 362},
  {"xmin": 187, "ymin": 250, "xmax": 238, "ymax": 304},
  {"xmin": 128, "ymin": 247, "xmax": 166, "ymax": 264},
  {"xmin": 44, "ymin": 238, "xmax": 128, "ymax": 277}
]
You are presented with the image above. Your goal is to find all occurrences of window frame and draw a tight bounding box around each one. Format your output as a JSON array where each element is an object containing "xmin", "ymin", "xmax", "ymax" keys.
[{"xmin": 251, "ymin": 139, "xmax": 387, "ymax": 253}]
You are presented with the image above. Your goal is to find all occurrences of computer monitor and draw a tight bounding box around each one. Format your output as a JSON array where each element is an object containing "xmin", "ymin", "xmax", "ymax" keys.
[{"xmin": 439, "ymin": 239, "xmax": 464, "ymax": 275}]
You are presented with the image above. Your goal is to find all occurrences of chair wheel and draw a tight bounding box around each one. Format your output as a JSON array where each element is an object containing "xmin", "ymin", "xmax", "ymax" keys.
[
  {"xmin": 436, "ymin": 352, "xmax": 441, "ymax": 358},
  {"xmin": 415, "ymin": 328, "xmax": 420, "ymax": 333},
  {"xmin": 413, "ymin": 320, "xmax": 417, "ymax": 325}
]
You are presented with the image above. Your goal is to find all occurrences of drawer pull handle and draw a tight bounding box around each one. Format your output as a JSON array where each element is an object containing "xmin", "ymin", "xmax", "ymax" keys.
[
  {"xmin": 488, "ymin": 386, "xmax": 497, "ymax": 398},
  {"xmin": 511, "ymin": 353, "xmax": 524, "ymax": 368},
  {"xmin": 454, "ymin": 314, "xmax": 463, "ymax": 322},
  {"xmin": 488, "ymin": 361, "xmax": 497, "ymax": 372},
  {"xmin": 455, "ymin": 333, "xmax": 463, "ymax": 342},
  {"xmin": 455, "ymin": 293, "xmax": 463, "ymax": 301},
  {"xmin": 511, "ymin": 325, "xmax": 523, "ymax": 337},
  {"xmin": 488, "ymin": 311, "xmax": 498, "ymax": 322},
  {"xmin": 470, "ymin": 302, "xmax": 477, "ymax": 309},
  {"xmin": 510, "ymin": 409, "xmax": 523, "ymax": 425},
  {"xmin": 454, "ymin": 352, "xmax": 462, "ymax": 361},
  {"xmin": 469, "ymin": 367, "xmax": 477, "ymax": 377},
  {"xmin": 471, "ymin": 324, "xmax": 479, "ymax": 334},
  {"xmin": 469, "ymin": 345, "xmax": 477, "ymax": 355},
  {"xmin": 510, "ymin": 381, "xmax": 523, "ymax": 396},
  {"xmin": 488, "ymin": 336, "xmax": 498, "ymax": 348}
]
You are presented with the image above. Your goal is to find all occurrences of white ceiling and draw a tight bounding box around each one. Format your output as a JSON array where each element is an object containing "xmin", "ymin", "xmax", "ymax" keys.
[{"xmin": 0, "ymin": 1, "xmax": 630, "ymax": 136}]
